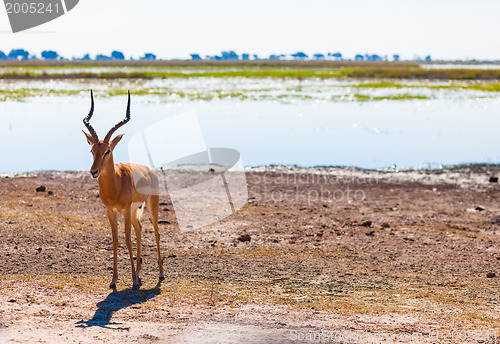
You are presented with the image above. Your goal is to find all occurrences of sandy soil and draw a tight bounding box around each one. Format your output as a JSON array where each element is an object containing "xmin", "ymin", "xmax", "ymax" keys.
[{"xmin": 1, "ymin": 165, "xmax": 500, "ymax": 343}]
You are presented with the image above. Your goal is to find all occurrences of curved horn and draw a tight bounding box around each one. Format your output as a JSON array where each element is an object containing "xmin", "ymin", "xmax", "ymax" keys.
[
  {"xmin": 104, "ymin": 90, "xmax": 131, "ymax": 143},
  {"xmin": 83, "ymin": 89, "xmax": 99, "ymax": 142}
]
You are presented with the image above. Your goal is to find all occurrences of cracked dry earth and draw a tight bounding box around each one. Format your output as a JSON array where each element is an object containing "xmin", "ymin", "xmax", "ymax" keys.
[{"xmin": 0, "ymin": 165, "xmax": 500, "ymax": 343}]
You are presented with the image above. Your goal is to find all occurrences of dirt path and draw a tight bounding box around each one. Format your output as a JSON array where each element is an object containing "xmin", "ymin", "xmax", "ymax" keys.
[{"xmin": 1, "ymin": 165, "xmax": 500, "ymax": 343}]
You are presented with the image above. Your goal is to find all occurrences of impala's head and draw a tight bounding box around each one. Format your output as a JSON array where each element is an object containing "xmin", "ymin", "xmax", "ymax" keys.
[{"xmin": 83, "ymin": 90, "xmax": 131, "ymax": 178}]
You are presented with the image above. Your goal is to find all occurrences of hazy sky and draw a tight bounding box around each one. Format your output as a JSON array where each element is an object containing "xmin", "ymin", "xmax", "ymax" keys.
[{"xmin": 0, "ymin": 0, "xmax": 498, "ymax": 60}]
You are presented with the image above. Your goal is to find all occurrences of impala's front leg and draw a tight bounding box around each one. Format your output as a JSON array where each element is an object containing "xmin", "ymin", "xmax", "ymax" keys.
[
  {"xmin": 124, "ymin": 208, "xmax": 140, "ymax": 289},
  {"xmin": 107, "ymin": 210, "xmax": 119, "ymax": 289}
]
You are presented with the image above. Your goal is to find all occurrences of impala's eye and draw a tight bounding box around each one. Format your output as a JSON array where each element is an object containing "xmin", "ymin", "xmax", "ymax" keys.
[{"xmin": 104, "ymin": 150, "xmax": 111, "ymax": 155}]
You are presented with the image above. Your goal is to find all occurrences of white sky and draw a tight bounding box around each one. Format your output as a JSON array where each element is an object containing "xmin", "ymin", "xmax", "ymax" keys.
[{"xmin": 0, "ymin": 0, "xmax": 498, "ymax": 60}]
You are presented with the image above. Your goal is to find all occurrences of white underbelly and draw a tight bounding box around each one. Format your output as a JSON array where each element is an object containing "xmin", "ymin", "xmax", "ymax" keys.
[{"xmin": 131, "ymin": 202, "xmax": 144, "ymax": 210}]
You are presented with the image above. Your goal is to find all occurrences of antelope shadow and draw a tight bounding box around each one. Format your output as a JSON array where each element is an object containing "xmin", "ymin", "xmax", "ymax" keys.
[{"xmin": 76, "ymin": 281, "xmax": 162, "ymax": 330}]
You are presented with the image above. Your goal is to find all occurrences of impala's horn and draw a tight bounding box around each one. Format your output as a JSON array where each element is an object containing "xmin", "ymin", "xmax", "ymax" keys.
[
  {"xmin": 83, "ymin": 89, "xmax": 98, "ymax": 142},
  {"xmin": 104, "ymin": 90, "xmax": 131, "ymax": 143}
]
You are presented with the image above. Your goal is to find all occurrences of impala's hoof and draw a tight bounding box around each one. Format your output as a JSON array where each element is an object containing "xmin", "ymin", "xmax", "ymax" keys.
[
  {"xmin": 109, "ymin": 283, "xmax": 117, "ymax": 290},
  {"xmin": 132, "ymin": 278, "xmax": 142, "ymax": 290},
  {"xmin": 159, "ymin": 276, "xmax": 165, "ymax": 282}
]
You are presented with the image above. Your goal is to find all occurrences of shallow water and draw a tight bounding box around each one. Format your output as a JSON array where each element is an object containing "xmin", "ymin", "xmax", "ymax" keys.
[
  {"xmin": 1, "ymin": 95, "xmax": 500, "ymax": 173},
  {"xmin": 1, "ymin": 77, "xmax": 497, "ymax": 103},
  {"xmin": 421, "ymin": 63, "xmax": 500, "ymax": 70}
]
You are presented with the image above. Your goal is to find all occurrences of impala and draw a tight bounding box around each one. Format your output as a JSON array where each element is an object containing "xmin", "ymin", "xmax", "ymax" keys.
[{"xmin": 83, "ymin": 90, "xmax": 165, "ymax": 290}]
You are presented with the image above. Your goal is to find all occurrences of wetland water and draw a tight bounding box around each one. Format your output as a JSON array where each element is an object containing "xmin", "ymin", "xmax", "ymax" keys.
[{"xmin": 0, "ymin": 80, "xmax": 499, "ymax": 173}]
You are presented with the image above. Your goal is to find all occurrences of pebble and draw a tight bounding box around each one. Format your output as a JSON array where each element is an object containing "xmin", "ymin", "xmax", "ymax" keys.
[{"xmin": 238, "ymin": 234, "xmax": 251, "ymax": 242}]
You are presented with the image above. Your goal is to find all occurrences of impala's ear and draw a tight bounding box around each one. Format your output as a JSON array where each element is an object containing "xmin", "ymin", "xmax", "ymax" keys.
[
  {"xmin": 83, "ymin": 131, "xmax": 95, "ymax": 145},
  {"xmin": 110, "ymin": 134, "xmax": 124, "ymax": 151}
]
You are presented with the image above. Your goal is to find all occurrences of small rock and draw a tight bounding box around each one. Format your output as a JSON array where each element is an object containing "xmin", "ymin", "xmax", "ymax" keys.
[
  {"xmin": 365, "ymin": 231, "xmax": 375, "ymax": 236},
  {"xmin": 35, "ymin": 185, "xmax": 46, "ymax": 192},
  {"xmin": 47, "ymin": 190, "xmax": 53, "ymax": 196},
  {"xmin": 7, "ymin": 299, "xmax": 15, "ymax": 303},
  {"xmin": 490, "ymin": 176, "xmax": 499, "ymax": 183},
  {"xmin": 35, "ymin": 247, "xmax": 42, "ymax": 252},
  {"xmin": 238, "ymin": 234, "xmax": 251, "ymax": 242},
  {"xmin": 361, "ymin": 220, "xmax": 372, "ymax": 227},
  {"xmin": 475, "ymin": 206, "xmax": 486, "ymax": 211},
  {"xmin": 381, "ymin": 222, "xmax": 391, "ymax": 228},
  {"xmin": 158, "ymin": 220, "xmax": 170, "ymax": 224},
  {"xmin": 487, "ymin": 272, "xmax": 496, "ymax": 278},
  {"xmin": 168, "ymin": 253, "xmax": 177, "ymax": 258}
]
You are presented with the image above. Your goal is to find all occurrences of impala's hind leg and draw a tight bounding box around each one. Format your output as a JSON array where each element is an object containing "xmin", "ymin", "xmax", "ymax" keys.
[
  {"xmin": 132, "ymin": 205, "xmax": 144, "ymax": 286},
  {"xmin": 146, "ymin": 195, "xmax": 165, "ymax": 281}
]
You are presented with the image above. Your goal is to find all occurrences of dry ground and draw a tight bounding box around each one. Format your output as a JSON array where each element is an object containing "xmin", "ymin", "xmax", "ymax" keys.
[{"xmin": 1, "ymin": 165, "xmax": 500, "ymax": 343}]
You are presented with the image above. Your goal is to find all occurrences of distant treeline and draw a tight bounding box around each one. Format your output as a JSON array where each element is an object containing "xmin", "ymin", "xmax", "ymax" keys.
[
  {"xmin": 0, "ymin": 49, "xmax": 432, "ymax": 62},
  {"xmin": 0, "ymin": 49, "xmax": 157, "ymax": 61},
  {"xmin": 3, "ymin": 48, "xmax": 499, "ymax": 64}
]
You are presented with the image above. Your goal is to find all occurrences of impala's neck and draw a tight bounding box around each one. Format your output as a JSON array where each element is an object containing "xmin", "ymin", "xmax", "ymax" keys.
[{"xmin": 98, "ymin": 154, "xmax": 119, "ymax": 201}]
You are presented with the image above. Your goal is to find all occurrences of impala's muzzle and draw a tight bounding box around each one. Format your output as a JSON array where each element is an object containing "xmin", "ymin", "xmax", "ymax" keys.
[{"xmin": 91, "ymin": 168, "xmax": 99, "ymax": 178}]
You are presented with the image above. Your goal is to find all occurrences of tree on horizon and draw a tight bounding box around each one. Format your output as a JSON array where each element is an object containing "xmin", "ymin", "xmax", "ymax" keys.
[
  {"xmin": 8, "ymin": 49, "xmax": 29, "ymax": 60},
  {"xmin": 140, "ymin": 53, "xmax": 157, "ymax": 60},
  {"xmin": 41, "ymin": 50, "xmax": 59, "ymax": 60},
  {"xmin": 190, "ymin": 54, "xmax": 202, "ymax": 61},
  {"xmin": 111, "ymin": 51, "xmax": 125, "ymax": 60},
  {"xmin": 291, "ymin": 52, "xmax": 308, "ymax": 60}
]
